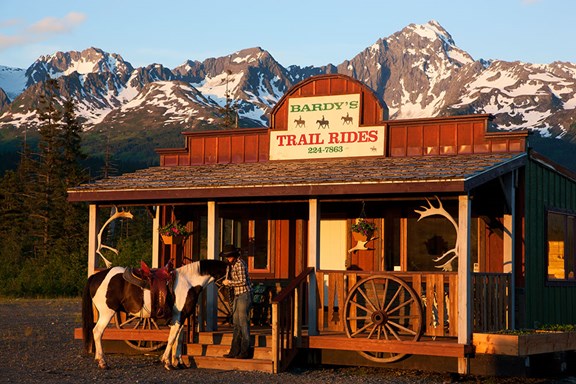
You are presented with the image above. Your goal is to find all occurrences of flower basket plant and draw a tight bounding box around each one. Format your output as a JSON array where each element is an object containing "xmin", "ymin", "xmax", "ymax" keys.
[
  {"xmin": 351, "ymin": 218, "xmax": 377, "ymax": 241},
  {"xmin": 159, "ymin": 221, "xmax": 190, "ymax": 245}
]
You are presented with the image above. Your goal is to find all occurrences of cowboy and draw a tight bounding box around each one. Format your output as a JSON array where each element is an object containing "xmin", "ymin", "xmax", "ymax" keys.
[{"xmin": 220, "ymin": 244, "xmax": 253, "ymax": 359}]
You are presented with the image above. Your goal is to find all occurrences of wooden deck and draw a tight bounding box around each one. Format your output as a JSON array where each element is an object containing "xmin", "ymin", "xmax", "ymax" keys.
[
  {"xmin": 305, "ymin": 332, "xmax": 474, "ymax": 358},
  {"xmin": 74, "ymin": 326, "xmax": 474, "ymax": 360}
]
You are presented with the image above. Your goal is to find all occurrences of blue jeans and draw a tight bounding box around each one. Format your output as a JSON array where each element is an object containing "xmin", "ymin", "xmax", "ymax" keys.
[{"xmin": 231, "ymin": 291, "xmax": 252, "ymax": 355}]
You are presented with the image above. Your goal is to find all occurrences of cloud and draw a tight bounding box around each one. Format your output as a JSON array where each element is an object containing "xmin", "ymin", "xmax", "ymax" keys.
[
  {"xmin": 27, "ymin": 12, "xmax": 86, "ymax": 34},
  {"xmin": 0, "ymin": 12, "xmax": 86, "ymax": 50}
]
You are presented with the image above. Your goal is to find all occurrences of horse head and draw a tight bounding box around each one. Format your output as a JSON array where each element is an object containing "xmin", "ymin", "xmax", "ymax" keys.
[{"xmin": 141, "ymin": 260, "xmax": 174, "ymax": 320}]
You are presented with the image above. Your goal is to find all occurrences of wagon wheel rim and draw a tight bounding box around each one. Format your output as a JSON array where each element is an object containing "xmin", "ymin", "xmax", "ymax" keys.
[
  {"xmin": 114, "ymin": 312, "xmax": 167, "ymax": 351},
  {"xmin": 344, "ymin": 274, "xmax": 423, "ymax": 363}
]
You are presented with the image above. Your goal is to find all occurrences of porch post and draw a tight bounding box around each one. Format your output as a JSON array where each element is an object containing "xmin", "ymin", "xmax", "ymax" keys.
[
  {"xmin": 206, "ymin": 201, "xmax": 219, "ymax": 331},
  {"xmin": 308, "ymin": 198, "xmax": 320, "ymax": 336},
  {"xmin": 87, "ymin": 204, "xmax": 99, "ymax": 276},
  {"xmin": 152, "ymin": 206, "xmax": 160, "ymax": 268},
  {"xmin": 457, "ymin": 194, "xmax": 472, "ymax": 374},
  {"xmin": 502, "ymin": 171, "xmax": 517, "ymax": 329}
]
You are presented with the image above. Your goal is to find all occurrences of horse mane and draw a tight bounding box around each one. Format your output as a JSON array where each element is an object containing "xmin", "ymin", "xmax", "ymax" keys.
[{"xmin": 198, "ymin": 259, "xmax": 227, "ymax": 277}]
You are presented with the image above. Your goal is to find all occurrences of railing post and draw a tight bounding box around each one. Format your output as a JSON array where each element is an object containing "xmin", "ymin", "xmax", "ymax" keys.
[
  {"xmin": 294, "ymin": 285, "xmax": 300, "ymax": 342},
  {"xmin": 205, "ymin": 201, "xmax": 219, "ymax": 331},
  {"xmin": 308, "ymin": 198, "xmax": 320, "ymax": 336},
  {"xmin": 457, "ymin": 194, "xmax": 472, "ymax": 375},
  {"xmin": 271, "ymin": 302, "xmax": 279, "ymax": 373}
]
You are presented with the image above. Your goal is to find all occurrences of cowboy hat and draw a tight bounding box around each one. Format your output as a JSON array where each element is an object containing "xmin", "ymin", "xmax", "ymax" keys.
[{"xmin": 219, "ymin": 244, "xmax": 240, "ymax": 258}]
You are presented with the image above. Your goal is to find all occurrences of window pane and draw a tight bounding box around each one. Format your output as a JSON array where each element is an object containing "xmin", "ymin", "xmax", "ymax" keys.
[
  {"xmin": 567, "ymin": 216, "xmax": 575, "ymax": 280},
  {"xmin": 253, "ymin": 220, "xmax": 269, "ymax": 269},
  {"xmin": 407, "ymin": 217, "xmax": 457, "ymax": 271},
  {"xmin": 547, "ymin": 212, "xmax": 566, "ymax": 280}
]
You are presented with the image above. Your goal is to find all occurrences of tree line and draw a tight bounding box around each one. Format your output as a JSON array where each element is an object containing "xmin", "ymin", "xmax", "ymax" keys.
[{"xmin": 0, "ymin": 79, "xmax": 151, "ymax": 297}]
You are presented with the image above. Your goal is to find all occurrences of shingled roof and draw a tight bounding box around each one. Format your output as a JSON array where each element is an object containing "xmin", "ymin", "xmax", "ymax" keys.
[{"xmin": 68, "ymin": 152, "xmax": 527, "ymax": 204}]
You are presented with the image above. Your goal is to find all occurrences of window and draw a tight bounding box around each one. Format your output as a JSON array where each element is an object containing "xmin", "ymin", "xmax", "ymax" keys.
[
  {"xmin": 547, "ymin": 210, "xmax": 576, "ymax": 281},
  {"xmin": 221, "ymin": 218, "xmax": 271, "ymax": 273}
]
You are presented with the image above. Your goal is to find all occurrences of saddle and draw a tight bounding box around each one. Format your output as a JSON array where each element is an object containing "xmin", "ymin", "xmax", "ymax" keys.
[{"xmin": 122, "ymin": 267, "xmax": 150, "ymax": 290}]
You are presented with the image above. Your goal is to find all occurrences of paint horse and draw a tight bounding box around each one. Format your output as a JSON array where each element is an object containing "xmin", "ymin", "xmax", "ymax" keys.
[
  {"xmin": 82, "ymin": 260, "xmax": 174, "ymax": 369},
  {"xmin": 160, "ymin": 259, "xmax": 227, "ymax": 370}
]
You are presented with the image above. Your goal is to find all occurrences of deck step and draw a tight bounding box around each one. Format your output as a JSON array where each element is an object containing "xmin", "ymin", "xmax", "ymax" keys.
[
  {"xmin": 183, "ymin": 355, "xmax": 274, "ymax": 373},
  {"xmin": 196, "ymin": 332, "xmax": 272, "ymax": 347},
  {"xmin": 186, "ymin": 343, "xmax": 272, "ymax": 359}
]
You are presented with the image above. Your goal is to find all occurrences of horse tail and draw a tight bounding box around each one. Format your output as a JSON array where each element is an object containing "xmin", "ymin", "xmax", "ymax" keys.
[{"xmin": 81, "ymin": 276, "xmax": 95, "ymax": 353}]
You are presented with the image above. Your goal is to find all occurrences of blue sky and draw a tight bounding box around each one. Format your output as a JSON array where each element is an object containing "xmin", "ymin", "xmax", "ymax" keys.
[{"xmin": 0, "ymin": 0, "xmax": 574, "ymax": 69}]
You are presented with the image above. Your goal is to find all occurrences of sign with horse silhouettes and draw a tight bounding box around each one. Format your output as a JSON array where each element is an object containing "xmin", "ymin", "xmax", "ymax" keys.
[{"xmin": 270, "ymin": 94, "xmax": 385, "ymax": 160}]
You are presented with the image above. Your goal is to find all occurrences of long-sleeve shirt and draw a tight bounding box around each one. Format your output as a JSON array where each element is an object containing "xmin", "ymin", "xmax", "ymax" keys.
[{"xmin": 226, "ymin": 258, "xmax": 253, "ymax": 296}]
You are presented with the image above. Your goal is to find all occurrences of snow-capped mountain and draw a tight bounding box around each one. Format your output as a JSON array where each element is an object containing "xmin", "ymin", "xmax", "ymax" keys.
[{"xmin": 1, "ymin": 21, "xmax": 575, "ymax": 171}]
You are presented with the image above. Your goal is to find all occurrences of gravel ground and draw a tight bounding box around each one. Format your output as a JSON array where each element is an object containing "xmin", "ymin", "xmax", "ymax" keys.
[{"xmin": 0, "ymin": 297, "xmax": 574, "ymax": 384}]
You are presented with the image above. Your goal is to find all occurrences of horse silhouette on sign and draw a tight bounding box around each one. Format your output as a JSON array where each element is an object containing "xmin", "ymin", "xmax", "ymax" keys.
[
  {"xmin": 294, "ymin": 116, "xmax": 305, "ymax": 128},
  {"xmin": 316, "ymin": 115, "xmax": 329, "ymax": 129},
  {"xmin": 341, "ymin": 112, "xmax": 353, "ymax": 125}
]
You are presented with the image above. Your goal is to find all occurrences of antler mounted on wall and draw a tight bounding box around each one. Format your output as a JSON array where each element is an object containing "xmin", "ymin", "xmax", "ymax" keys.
[
  {"xmin": 414, "ymin": 196, "xmax": 459, "ymax": 272},
  {"xmin": 96, "ymin": 206, "xmax": 134, "ymax": 268}
]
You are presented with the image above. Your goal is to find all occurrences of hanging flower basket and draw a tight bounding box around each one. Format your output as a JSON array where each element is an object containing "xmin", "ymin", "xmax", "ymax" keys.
[
  {"xmin": 351, "ymin": 218, "xmax": 376, "ymax": 242},
  {"xmin": 159, "ymin": 221, "xmax": 190, "ymax": 245},
  {"xmin": 161, "ymin": 234, "xmax": 184, "ymax": 245}
]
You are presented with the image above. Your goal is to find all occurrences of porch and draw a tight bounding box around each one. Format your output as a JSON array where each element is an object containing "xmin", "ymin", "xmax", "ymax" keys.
[{"xmin": 75, "ymin": 269, "xmax": 511, "ymax": 373}]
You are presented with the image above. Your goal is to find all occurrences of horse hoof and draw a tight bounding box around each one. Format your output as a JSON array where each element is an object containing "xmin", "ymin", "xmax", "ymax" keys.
[
  {"xmin": 98, "ymin": 360, "xmax": 109, "ymax": 369},
  {"xmin": 176, "ymin": 363, "xmax": 188, "ymax": 369},
  {"xmin": 163, "ymin": 362, "xmax": 173, "ymax": 371}
]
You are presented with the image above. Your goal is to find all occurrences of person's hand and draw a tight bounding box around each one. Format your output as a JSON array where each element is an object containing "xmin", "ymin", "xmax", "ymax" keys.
[{"xmin": 222, "ymin": 279, "xmax": 231, "ymax": 286}]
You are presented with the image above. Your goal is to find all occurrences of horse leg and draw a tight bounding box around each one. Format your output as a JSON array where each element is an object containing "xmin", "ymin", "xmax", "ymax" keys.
[
  {"xmin": 161, "ymin": 322, "xmax": 183, "ymax": 370},
  {"xmin": 92, "ymin": 308, "xmax": 115, "ymax": 369},
  {"xmin": 172, "ymin": 324, "xmax": 187, "ymax": 368}
]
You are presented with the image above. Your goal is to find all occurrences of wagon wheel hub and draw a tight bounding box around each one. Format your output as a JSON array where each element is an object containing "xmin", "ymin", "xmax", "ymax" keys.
[{"xmin": 371, "ymin": 310, "xmax": 388, "ymax": 326}]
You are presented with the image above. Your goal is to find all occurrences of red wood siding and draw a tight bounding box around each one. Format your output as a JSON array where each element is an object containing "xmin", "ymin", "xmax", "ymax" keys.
[
  {"xmin": 388, "ymin": 117, "xmax": 526, "ymax": 157},
  {"xmin": 270, "ymin": 74, "xmax": 384, "ymax": 131},
  {"xmin": 158, "ymin": 129, "xmax": 269, "ymax": 166}
]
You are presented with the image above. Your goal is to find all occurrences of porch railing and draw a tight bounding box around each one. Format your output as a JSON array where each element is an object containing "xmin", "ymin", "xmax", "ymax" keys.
[
  {"xmin": 270, "ymin": 267, "xmax": 314, "ymax": 373},
  {"xmin": 269, "ymin": 269, "xmax": 511, "ymax": 372},
  {"xmin": 317, "ymin": 270, "xmax": 459, "ymax": 337},
  {"xmin": 472, "ymin": 272, "xmax": 512, "ymax": 332}
]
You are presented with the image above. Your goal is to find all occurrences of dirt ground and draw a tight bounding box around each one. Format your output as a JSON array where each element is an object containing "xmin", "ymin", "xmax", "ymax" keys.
[{"xmin": 0, "ymin": 297, "xmax": 574, "ymax": 384}]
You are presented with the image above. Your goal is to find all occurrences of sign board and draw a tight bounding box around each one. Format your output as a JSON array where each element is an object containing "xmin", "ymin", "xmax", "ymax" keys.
[{"xmin": 269, "ymin": 94, "xmax": 384, "ymax": 160}]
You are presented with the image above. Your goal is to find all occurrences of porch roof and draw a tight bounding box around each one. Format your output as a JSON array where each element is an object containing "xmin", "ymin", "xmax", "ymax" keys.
[{"xmin": 68, "ymin": 152, "xmax": 527, "ymax": 203}]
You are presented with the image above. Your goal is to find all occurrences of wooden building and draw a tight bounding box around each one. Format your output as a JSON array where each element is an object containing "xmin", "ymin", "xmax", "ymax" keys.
[{"xmin": 70, "ymin": 74, "xmax": 576, "ymax": 375}]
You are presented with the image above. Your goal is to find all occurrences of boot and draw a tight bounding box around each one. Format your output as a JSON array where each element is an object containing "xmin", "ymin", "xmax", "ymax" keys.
[
  {"xmin": 235, "ymin": 340, "xmax": 252, "ymax": 359},
  {"xmin": 223, "ymin": 334, "xmax": 241, "ymax": 358}
]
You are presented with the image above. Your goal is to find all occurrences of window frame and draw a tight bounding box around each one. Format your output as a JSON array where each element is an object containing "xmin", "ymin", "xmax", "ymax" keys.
[{"xmin": 546, "ymin": 208, "xmax": 576, "ymax": 286}]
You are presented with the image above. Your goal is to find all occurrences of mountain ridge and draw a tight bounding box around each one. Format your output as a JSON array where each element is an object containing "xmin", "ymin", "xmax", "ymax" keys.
[{"xmin": 1, "ymin": 20, "xmax": 575, "ymax": 174}]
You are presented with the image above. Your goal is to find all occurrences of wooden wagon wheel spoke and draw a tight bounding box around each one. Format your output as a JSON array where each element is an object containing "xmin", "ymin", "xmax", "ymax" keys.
[
  {"xmin": 114, "ymin": 312, "xmax": 167, "ymax": 352},
  {"xmin": 350, "ymin": 320, "xmax": 376, "ymax": 337},
  {"xmin": 383, "ymin": 285, "xmax": 403, "ymax": 312},
  {"xmin": 356, "ymin": 283, "xmax": 378, "ymax": 312},
  {"xmin": 386, "ymin": 319, "xmax": 419, "ymax": 335},
  {"xmin": 386, "ymin": 296, "xmax": 416, "ymax": 315},
  {"xmin": 344, "ymin": 274, "xmax": 424, "ymax": 363},
  {"xmin": 369, "ymin": 279, "xmax": 382, "ymax": 309},
  {"xmin": 346, "ymin": 298, "xmax": 374, "ymax": 314}
]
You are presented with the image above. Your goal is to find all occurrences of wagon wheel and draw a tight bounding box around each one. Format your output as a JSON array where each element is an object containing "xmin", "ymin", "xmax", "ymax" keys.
[
  {"xmin": 115, "ymin": 312, "xmax": 167, "ymax": 352},
  {"xmin": 216, "ymin": 280, "xmax": 233, "ymax": 325},
  {"xmin": 343, "ymin": 274, "xmax": 424, "ymax": 363}
]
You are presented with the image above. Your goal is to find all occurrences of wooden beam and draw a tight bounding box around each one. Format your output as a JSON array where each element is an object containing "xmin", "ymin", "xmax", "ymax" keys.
[
  {"xmin": 457, "ymin": 194, "xmax": 473, "ymax": 374},
  {"xmin": 206, "ymin": 201, "xmax": 219, "ymax": 331},
  {"xmin": 74, "ymin": 327, "xmax": 171, "ymax": 341},
  {"xmin": 88, "ymin": 204, "xmax": 98, "ymax": 276},
  {"xmin": 308, "ymin": 199, "xmax": 319, "ymax": 336},
  {"xmin": 306, "ymin": 336, "xmax": 474, "ymax": 358}
]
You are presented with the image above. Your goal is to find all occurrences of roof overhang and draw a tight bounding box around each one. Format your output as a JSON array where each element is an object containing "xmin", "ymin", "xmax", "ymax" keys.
[{"xmin": 68, "ymin": 153, "xmax": 527, "ymax": 204}]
